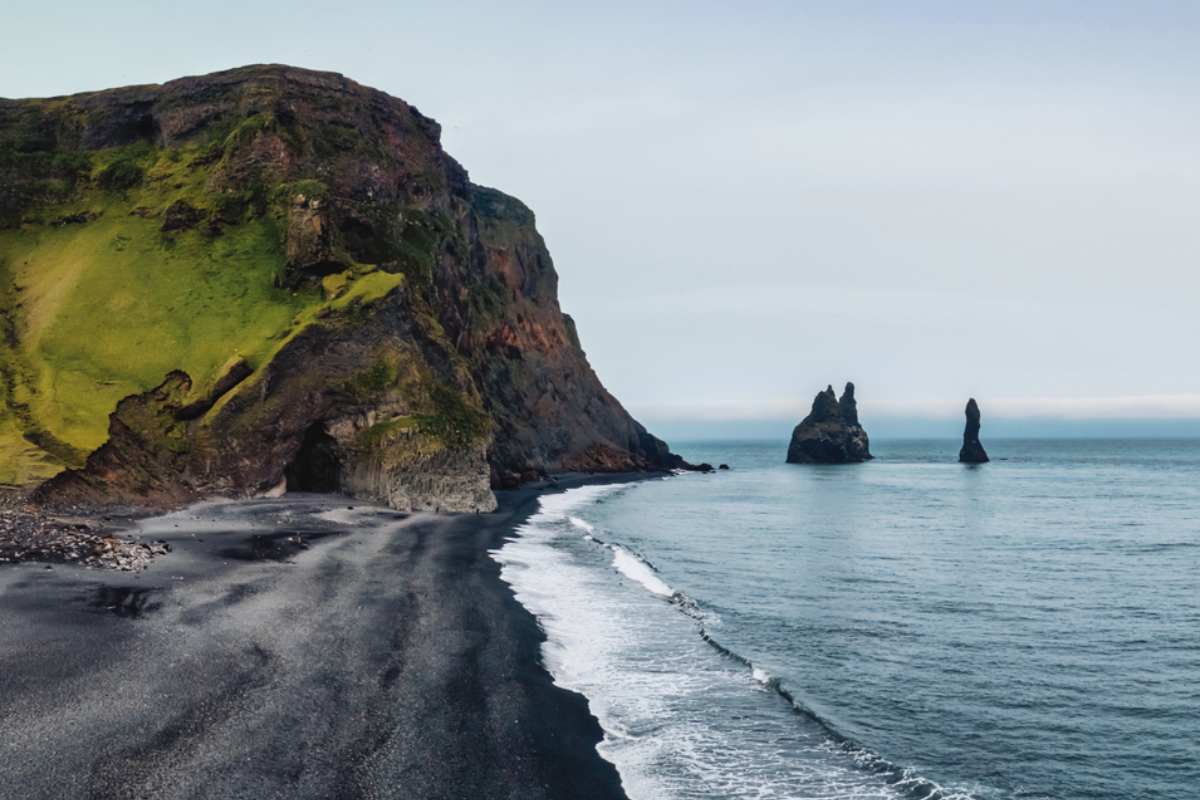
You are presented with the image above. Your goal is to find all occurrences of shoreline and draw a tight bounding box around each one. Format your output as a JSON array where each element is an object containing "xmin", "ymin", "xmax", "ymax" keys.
[
  {"xmin": 0, "ymin": 469, "xmax": 677, "ymax": 570},
  {"xmin": 0, "ymin": 473, "xmax": 663, "ymax": 799}
]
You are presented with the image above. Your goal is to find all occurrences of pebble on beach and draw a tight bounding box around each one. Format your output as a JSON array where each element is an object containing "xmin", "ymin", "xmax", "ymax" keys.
[{"xmin": 0, "ymin": 507, "xmax": 169, "ymax": 571}]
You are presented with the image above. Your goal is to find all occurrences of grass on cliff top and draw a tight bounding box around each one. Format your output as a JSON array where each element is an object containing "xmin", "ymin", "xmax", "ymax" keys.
[{"xmin": 0, "ymin": 140, "xmax": 405, "ymax": 484}]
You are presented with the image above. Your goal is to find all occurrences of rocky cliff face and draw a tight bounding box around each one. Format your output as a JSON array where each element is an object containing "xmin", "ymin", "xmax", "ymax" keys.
[
  {"xmin": 786, "ymin": 382, "xmax": 873, "ymax": 464},
  {"xmin": 958, "ymin": 398, "xmax": 989, "ymax": 464},
  {"xmin": 0, "ymin": 65, "xmax": 686, "ymax": 510}
]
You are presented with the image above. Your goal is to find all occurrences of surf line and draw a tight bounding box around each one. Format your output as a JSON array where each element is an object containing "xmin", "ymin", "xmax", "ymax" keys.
[{"xmin": 578, "ymin": 522, "xmax": 975, "ymax": 800}]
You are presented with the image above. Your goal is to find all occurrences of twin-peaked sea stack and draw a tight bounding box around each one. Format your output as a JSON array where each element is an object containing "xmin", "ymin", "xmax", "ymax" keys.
[
  {"xmin": 958, "ymin": 398, "xmax": 990, "ymax": 463},
  {"xmin": 786, "ymin": 383, "xmax": 873, "ymax": 464}
]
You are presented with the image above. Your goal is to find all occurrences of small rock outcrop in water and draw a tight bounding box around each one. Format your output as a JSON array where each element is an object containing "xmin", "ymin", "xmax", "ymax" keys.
[
  {"xmin": 958, "ymin": 398, "xmax": 989, "ymax": 463},
  {"xmin": 786, "ymin": 383, "xmax": 873, "ymax": 464}
]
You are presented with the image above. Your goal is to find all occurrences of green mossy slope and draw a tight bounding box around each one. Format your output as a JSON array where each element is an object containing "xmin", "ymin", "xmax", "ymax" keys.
[{"xmin": 0, "ymin": 137, "xmax": 399, "ymax": 485}]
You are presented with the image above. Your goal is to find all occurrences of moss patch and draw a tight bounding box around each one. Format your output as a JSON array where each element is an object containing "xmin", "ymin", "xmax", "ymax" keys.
[
  {"xmin": 97, "ymin": 159, "xmax": 144, "ymax": 192},
  {"xmin": 0, "ymin": 126, "xmax": 413, "ymax": 486},
  {"xmin": 0, "ymin": 208, "xmax": 318, "ymax": 452},
  {"xmin": 331, "ymin": 269, "xmax": 403, "ymax": 310},
  {"xmin": 358, "ymin": 415, "xmax": 421, "ymax": 449},
  {"xmin": 321, "ymin": 270, "xmax": 351, "ymax": 300},
  {"xmin": 0, "ymin": 140, "xmax": 336, "ymax": 477},
  {"xmin": 414, "ymin": 383, "xmax": 491, "ymax": 447}
]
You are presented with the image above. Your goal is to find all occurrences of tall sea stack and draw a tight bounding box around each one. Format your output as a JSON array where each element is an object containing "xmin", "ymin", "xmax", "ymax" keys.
[
  {"xmin": 958, "ymin": 398, "xmax": 989, "ymax": 463},
  {"xmin": 786, "ymin": 382, "xmax": 873, "ymax": 464}
]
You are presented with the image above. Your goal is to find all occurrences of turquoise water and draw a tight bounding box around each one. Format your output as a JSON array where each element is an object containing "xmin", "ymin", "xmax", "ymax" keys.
[{"xmin": 495, "ymin": 439, "xmax": 1200, "ymax": 799}]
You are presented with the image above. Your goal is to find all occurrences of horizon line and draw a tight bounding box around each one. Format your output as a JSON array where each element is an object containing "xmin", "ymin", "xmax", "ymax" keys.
[{"xmin": 633, "ymin": 393, "xmax": 1200, "ymax": 423}]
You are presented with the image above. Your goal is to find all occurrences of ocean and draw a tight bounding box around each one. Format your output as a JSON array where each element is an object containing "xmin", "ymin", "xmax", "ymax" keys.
[{"xmin": 493, "ymin": 438, "xmax": 1200, "ymax": 800}]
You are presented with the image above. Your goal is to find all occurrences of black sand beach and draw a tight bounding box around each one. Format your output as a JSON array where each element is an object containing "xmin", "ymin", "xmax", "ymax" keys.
[{"xmin": 0, "ymin": 483, "xmax": 630, "ymax": 800}]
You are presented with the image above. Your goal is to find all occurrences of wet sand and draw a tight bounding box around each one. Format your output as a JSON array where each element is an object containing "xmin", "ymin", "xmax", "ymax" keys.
[{"xmin": 0, "ymin": 483, "xmax": 630, "ymax": 800}]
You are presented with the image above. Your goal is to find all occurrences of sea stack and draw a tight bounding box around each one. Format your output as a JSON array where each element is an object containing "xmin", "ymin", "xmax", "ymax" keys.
[
  {"xmin": 958, "ymin": 398, "xmax": 989, "ymax": 463},
  {"xmin": 786, "ymin": 382, "xmax": 873, "ymax": 464}
]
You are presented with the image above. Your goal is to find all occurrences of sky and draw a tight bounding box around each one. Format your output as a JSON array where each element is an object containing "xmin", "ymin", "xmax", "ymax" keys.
[{"xmin": 5, "ymin": 2, "xmax": 1200, "ymax": 434}]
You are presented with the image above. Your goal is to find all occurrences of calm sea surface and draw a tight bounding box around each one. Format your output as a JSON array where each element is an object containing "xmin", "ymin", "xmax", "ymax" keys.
[{"xmin": 494, "ymin": 438, "xmax": 1200, "ymax": 800}]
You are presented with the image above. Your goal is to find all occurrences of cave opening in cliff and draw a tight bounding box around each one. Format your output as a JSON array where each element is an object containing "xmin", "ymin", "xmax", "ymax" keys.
[{"xmin": 285, "ymin": 423, "xmax": 342, "ymax": 493}]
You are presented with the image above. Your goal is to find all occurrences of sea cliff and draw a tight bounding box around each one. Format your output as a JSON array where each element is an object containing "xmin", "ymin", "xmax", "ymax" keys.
[{"xmin": 0, "ymin": 65, "xmax": 686, "ymax": 512}]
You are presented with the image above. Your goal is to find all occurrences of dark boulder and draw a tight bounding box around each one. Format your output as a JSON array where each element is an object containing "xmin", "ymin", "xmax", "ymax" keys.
[
  {"xmin": 160, "ymin": 199, "xmax": 204, "ymax": 232},
  {"xmin": 958, "ymin": 398, "xmax": 989, "ymax": 463},
  {"xmin": 786, "ymin": 382, "xmax": 873, "ymax": 464},
  {"xmin": 718, "ymin": 464, "xmax": 730, "ymax": 470},
  {"xmin": 52, "ymin": 211, "xmax": 98, "ymax": 226}
]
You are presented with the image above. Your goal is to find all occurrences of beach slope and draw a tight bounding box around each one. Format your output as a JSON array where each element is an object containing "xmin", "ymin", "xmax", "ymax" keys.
[{"xmin": 0, "ymin": 490, "xmax": 625, "ymax": 800}]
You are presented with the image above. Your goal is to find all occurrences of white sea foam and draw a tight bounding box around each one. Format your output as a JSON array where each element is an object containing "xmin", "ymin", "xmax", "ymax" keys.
[
  {"xmin": 610, "ymin": 545, "xmax": 674, "ymax": 597},
  {"xmin": 492, "ymin": 484, "xmax": 955, "ymax": 800},
  {"xmin": 568, "ymin": 515, "xmax": 595, "ymax": 533},
  {"xmin": 752, "ymin": 665, "xmax": 773, "ymax": 687},
  {"xmin": 571, "ymin": 509, "xmax": 675, "ymax": 598}
]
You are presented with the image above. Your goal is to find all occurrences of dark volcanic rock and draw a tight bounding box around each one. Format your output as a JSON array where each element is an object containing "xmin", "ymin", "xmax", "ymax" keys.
[
  {"xmin": 160, "ymin": 199, "xmax": 204, "ymax": 232},
  {"xmin": 283, "ymin": 193, "xmax": 348, "ymax": 282},
  {"xmin": 0, "ymin": 506, "xmax": 168, "ymax": 571},
  {"xmin": 786, "ymin": 382, "xmax": 873, "ymax": 464},
  {"xmin": 840, "ymin": 381, "xmax": 861, "ymax": 426},
  {"xmin": 52, "ymin": 211, "xmax": 98, "ymax": 226},
  {"xmin": 958, "ymin": 397, "xmax": 989, "ymax": 463}
]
